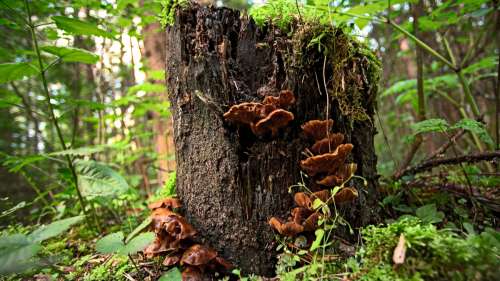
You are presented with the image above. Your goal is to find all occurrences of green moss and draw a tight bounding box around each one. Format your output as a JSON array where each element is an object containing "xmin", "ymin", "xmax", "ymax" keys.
[
  {"xmin": 159, "ymin": 0, "xmax": 188, "ymax": 27},
  {"xmin": 355, "ymin": 218, "xmax": 500, "ymax": 280},
  {"xmin": 250, "ymin": 0, "xmax": 381, "ymax": 122}
]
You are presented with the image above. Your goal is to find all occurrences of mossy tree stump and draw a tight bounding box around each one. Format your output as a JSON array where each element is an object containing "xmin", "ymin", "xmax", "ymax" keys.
[{"xmin": 165, "ymin": 3, "xmax": 381, "ymax": 276}]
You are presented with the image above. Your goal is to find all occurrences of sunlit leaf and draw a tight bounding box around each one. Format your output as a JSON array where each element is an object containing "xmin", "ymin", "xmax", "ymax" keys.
[
  {"xmin": 125, "ymin": 217, "xmax": 152, "ymax": 243},
  {"xmin": 0, "ymin": 62, "xmax": 38, "ymax": 84},
  {"xmin": 28, "ymin": 215, "xmax": 85, "ymax": 243},
  {"xmin": 75, "ymin": 160, "xmax": 130, "ymax": 198},
  {"xmin": 41, "ymin": 46, "xmax": 99, "ymax": 64},
  {"xmin": 96, "ymin": 232, "xmax": 125, "ymax": 254},
  {"xmin": 52, "ymin": 16, "xmax": 111, "ymax": 38},
  {"xmin": 119, "ymin": 232, "xmax": 155, "ymax": 255}
]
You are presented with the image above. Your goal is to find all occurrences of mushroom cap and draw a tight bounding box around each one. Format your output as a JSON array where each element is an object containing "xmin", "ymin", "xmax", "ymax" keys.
[
  {"xmin": 334, "ymin": 187, "xmax": 359, "ymax": 203},
  {"xmin": 311, "ymin": 190, "xmax": 331, "ymax": 203},
  {"xmin": 302, "ymin": 212, "xmax": 320, "ymax": 232},
  {"xmin": 223, "ymin": 102, "xmax": 265, "ymax": 125},
  {"xmin": 316, "ymin": 163, "xmax": 357, "ymax": 187},
  {"xmin": 162, "ymin": 253, "xmax": 181, "ymax": 266},
  {"xmin": 291, "ymin": 207, "xmax": 313, "ymax": 224},
  {"xmin": 310, "ymin": 133, "xmax": 345, "ymax": 155},
  {"xmin": 280, "ymin": 221, "xmax": 305, "ymax": 236},
  {"xmin": 263, "ymin": 90, "xmax": 296, "ymax": 108},
  {"xmin": 294, "ymin": 192, "xmax": 312, "ymax": 209},
  {"xmin": 268, "ymin": 217, "xmax": 304, "ymax": 236},
  {"xmin": 181, "ymin": 244, "xmax": 217, "ymax": 266},
  {"xmin": 181, "ymin": 266, "xmax": 203, "ymax": 281},
  {"xmin": 151, "ymin": 208, "xmax": 197, "ymax": 240},
  {"xmin": 300, "ymin": 144, "xmax": 354, "ymax": 176},
  {"xmin": 148, "ymin": 197, "xmax": 182, "ymax": 210},
  {"xmin": 251, "ymin": 109, "xmax": 294, "ymax": 136},
  {"xmin": 143, "ymin": 235, "xmax": 180, "ymax": 257},
  {"xmin": 301, "ymin": 119, "xmax": 334, "ymax": 141}
]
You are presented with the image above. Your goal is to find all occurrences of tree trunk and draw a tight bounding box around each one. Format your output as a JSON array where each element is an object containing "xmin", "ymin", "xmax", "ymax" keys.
[{"xmin": 166, "ymin": 4, "xmax": 381, "ymax": 276}]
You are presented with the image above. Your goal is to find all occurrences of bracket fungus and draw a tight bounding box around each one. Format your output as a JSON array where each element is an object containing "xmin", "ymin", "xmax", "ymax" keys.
[
  {"xmin": 268, "ymin": 119, "xmax": 360, "ymax": 242},
  {"xmin": 143, "ymin": 197, "xmax": 233, "ymax": 279},
  {"xmin": 223, "ymin": 90, "xmax": 295, "ymax": 137}
]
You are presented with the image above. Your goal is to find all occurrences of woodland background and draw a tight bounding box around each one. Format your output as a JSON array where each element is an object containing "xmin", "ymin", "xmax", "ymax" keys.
[{"xmin": 0, "ymin": 0, "xmax": 498, "ymax": 280}]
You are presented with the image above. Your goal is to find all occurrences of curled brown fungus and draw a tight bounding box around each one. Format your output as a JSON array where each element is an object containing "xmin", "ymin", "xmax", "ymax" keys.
[
  {"xmin": 300, "ymin": 144, "xmax": 354, "ymax": 176},
  {"xmin": 251, "ymin": 109, "xmax": 294, "ymax": 136},
  {"xmin": 223, "ymin": 90, "xmax": 295, "ymax": 137},
  {"xmin": 181, "ymin": 244, "xmax": 218, "ymax": 266},
  {"xmin": 301, "ymin": 119, "xmax": 334, "ymax": 141},
  {"xmin": 317, "ymin": 163, "xmax": 357, "ymax": 187},
  {"xmin": 148, "ymin": 197, "xmax": 182, "ymax": 210},
  {"xmin": 310, "ymin": 133, "xmax": 345, "ymax": 155}
]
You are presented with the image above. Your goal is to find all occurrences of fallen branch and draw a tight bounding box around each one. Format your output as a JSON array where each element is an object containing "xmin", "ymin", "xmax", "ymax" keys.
[{"xmin": 397, "ymin": 150, "xmax": 500, "ymax": 178}]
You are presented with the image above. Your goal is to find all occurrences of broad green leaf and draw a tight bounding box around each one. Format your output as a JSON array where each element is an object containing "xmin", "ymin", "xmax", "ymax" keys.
[
  {"xmin": 159, "ymin": 267, "xmax": 182, "ymax": 281},
  {"xmin": 125, "ymin": 217, "xmax": 152, "ymax": 243},
  {"xmin": 463, "ymin": 56, "xmax": 498, "ymax": 74},
  {"xmin": 0, "ymin": 234, "xmax": 41, "ymax": 275},
  {"xmin": 52, "ymin": 16, "xmax": 111, "ymax": 38},
  {"xmin": 451, "ymin": 118, "xmax": 494, "ymax": 145},
  {"xmin": 95, "ymin": 232, "xmax": 125, "ymax": 254},
  {"xmin": 74, "ymin": 160, "xmax": 130, "ymax": 198},
  {"xmin": 41, "ymin": 46, "xmax": 98, "ymax": 64},
  {"xmin": 28, "ymin": 215, "xmax": 85, "ymax": 243},
  {"xmin": 119, "ymin": 232, "xmax": 155, "ymax": 255},
  {"xmin": 310, "ymin": 229, "xmax": 324, "ymax": 251},
  {"xmin": 415, "ymin": 204, "xmax": 444, "ymax": 224},
  {"xmin": 381, "ymin": 79, "xmax": 416, "ymax": 98},
  {"xmin": 0, "ymin": 62, "xmax": 38, "ymax": 84},
  {"xmin": 411, "ymin": 119, "xmax": 449, "ymax": 135}
]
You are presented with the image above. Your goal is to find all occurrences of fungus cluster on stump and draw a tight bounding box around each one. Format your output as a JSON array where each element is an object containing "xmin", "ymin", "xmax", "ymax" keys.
[
  {"xmin": 144, "ymin": 197, "xmax": 232, "ymax": 280},
  {"xmin": 269, "ymin": 119, "xmax": 358, "ymax": 237},
  {"xmin": 223, "ymin": 90, "xmax": 295, "ymax": 136}
]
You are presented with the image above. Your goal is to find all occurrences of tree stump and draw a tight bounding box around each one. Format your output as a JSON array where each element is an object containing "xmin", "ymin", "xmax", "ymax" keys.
[{"xmin": 165, "ymin": 3, "xmax": 381, "ymax": 276}]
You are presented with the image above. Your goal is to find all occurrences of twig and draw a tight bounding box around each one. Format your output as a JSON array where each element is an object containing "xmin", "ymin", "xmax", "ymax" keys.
[
  {"xmin": 398, "ymin": 150, "xmax": 500, "ymax": 178},
  {"xmin": 424, "ymin": 129, "xmax": 466, "ymax": 161}
]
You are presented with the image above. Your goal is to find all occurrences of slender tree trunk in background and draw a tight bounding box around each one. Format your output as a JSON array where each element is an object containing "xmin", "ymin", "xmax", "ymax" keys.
[
  {"xmin": 166, "ymin": 4, "xmax": 380, "ymax": 275},
  {"xmin": 142, "ymin": 21, "xmax": 175, "ymax": 187}
]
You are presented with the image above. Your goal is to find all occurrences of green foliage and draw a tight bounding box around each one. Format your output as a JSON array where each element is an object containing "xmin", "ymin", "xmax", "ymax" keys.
[
  {"xmin": 159, "ymin": 0, "xmax": 188, "ymax": 27},
  {"xmin": 451, "ymin": 118, "xmax": 494, "ymax": 145},
  {"xmin": 411, "ymin": 118, "xmax": 449, "ymax": 135},
  {"xmin": 159, "ymin": 267, "xmax": 182, "ymax": 281},
  {"xmin": 52, "ymin": 16, "xmax": 111, "ymax": 38},
  {"xmin": 28, "ymin": 215, "xmax": 85, "ymax": 243},
  {"xmin": 0, "ymin": 62, "xmax": 38, "ymax": 84},
  {"xmin": 356, "ymin": 218, "xmax": 500, "ymax": 281},
  {"xmin": 40, "ymin": 46, "xmax": 99, "ymax": 64},
  {"xmin": 150, "ymin": 171, "xmax": 176, "ymax": 202},
  {"xmin": 74, "ymin": 160, "xmax": 130, "ymax": 199},
  {"xmin": 0, "ymin": 216, "xmax": 84, "ymax": 275},
  {"xmin": 414, "ymin": 204, "xmax": 444, "ymax": 224},
  {"xmin": 95, "ymin": 231, "xmax": 154, "ymax": 255}
]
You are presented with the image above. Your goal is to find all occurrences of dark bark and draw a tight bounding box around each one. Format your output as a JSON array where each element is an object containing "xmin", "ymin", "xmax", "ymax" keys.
[{"xmin": 165, "ymin": 4, "xmax": 380, "ymax": 276}]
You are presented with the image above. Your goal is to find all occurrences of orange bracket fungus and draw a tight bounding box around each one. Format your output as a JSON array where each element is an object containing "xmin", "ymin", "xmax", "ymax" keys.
[
  {"xmin": 223, "ymin": 90, "xmax": 295, "ymax": 137},
  {"xmin": 143, "ymin": 197, "xmax": 233, "ymax": 279},
  {"xmin": 268, "ymin": 119, "xmax": 360, "ymax": 242}
]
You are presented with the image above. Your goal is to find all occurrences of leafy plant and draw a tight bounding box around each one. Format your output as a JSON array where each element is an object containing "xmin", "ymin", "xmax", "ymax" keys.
[
  {"xmin": 95, "ymin": 231, "xmax": 154, "ymax": 256},
  {"xmin": 74, "ymin": 160, "xmax": 130, "ymax": 199},
  {"xmin": 0, "ymin": 216, "xmax": 84, "ymax": 275}
]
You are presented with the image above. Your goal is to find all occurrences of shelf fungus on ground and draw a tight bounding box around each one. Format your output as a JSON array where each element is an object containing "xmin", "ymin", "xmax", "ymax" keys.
[
  {"xmin": 223, "ymin": 90, "xmax": 295, "ymax": 137},
  {"xmin": 143, "ymin": 197, "xmax": 233, "ymax": 279}
]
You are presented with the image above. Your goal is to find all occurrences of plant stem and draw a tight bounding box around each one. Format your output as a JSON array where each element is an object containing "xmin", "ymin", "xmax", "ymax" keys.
[{"xmin": 23, "ymin": 0, "xmax": 99, "ymax": 231}]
